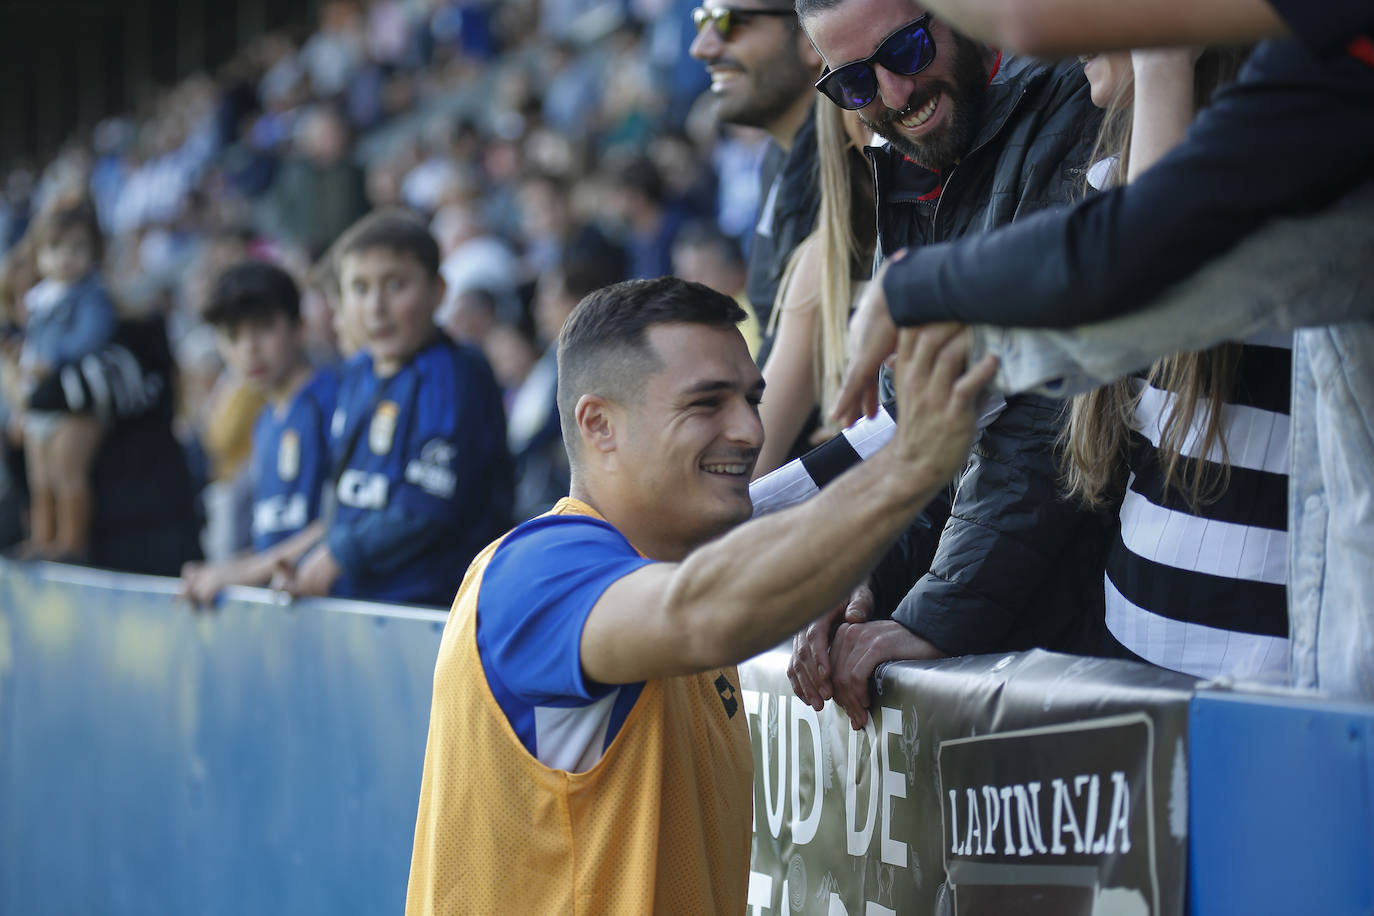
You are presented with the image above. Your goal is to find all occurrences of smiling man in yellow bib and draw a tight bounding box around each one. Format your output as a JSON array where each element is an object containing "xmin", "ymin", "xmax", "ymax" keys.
[{"xmin": 405, "ymin": 276, "xmax": 995, "ymax": 915}]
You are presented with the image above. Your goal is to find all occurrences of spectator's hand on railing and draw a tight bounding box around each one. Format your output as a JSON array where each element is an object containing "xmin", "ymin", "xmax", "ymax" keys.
[
  {"xmin": 833, "ymin": 259, "xmax": 900, "ymax": 427},
  {"xmin": 826, "ymin": 324, "xmax": 991, "ymax": 729},
  {"xmin": 178, "ymin": 561, "xmax": 229, "ymax": 612},
  {"xmin": 828, "ymin": 621, "xmax": 946, "ymax": 730},
  {"xmin": 789, "ymin": 583, "xmax": 874, "ymax": 710},
  {"xmin": 278, "ymin": 544, "xmax": 342, "ymax": 599},
  {"xmin": 269, "ymin": 558, "xmax": 294, "ymax": 595},
  {"xmin": 796, "ymin": 325, "xmax": 992, "ymax": 728}
]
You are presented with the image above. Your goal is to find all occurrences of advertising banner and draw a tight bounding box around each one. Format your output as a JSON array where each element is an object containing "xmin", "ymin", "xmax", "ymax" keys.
[{"xmin": 737, "ymin": 648, "xmax": 1197, "ymax": 916}]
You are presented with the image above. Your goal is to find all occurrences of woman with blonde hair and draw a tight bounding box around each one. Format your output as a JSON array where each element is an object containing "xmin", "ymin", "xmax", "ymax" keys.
[
  {"xmin": 754, "ymin": 102, "xmax": 875, "ymax": 477},
  {"xmin": 1061, "ymin": 46, "xmax": 1290, "ymax": 682}
]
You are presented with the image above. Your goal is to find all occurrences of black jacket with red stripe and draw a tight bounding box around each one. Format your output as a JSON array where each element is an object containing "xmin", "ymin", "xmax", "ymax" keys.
[{"xmin": 865, "ymin": 55, "xmax": 1118, "ymax": 657}]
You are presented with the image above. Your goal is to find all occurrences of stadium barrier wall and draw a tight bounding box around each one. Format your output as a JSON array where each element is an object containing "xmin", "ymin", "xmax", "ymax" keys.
[
  {"xmin": 0, "ymin": 561, "xmax": 445, "ymax": 915},
  {"xmin": 1, "ymin": 561, "xmax": 1370, "ymax": 915}
]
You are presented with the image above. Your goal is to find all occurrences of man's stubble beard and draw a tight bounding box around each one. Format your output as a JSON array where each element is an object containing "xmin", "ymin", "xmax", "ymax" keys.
[
  {"xmin": 713, "ymin": 42, "xmax": 816, "ymax": 131},
  {"xmin": 861, "ymin": 33, "xmax": 989, "ymax": 174}
]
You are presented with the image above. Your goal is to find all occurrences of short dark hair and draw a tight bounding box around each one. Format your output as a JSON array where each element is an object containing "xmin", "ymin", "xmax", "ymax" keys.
[
  {"xmin": 556, "ymin": 277, "xmax": 747, "ymax": 463},
  {"xmin": 794, "ymin": 0, "xmax": 845, "ymax": 19},
  {"xmin": 333, "ymin": 208, "xmax": 441, "ymax": 278},
  {"xmin": 203, "ymin": 259, "xmax": 302, "ymax": 329},
  {"xmin": 34, "ymin": 199, "xmax": 104, "ymax": 265}
]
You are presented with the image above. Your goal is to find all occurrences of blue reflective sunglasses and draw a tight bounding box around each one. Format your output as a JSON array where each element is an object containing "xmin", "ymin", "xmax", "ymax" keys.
[{"xmin": 814, "ymin": 15, "xmax": 937, "ymax": 110}]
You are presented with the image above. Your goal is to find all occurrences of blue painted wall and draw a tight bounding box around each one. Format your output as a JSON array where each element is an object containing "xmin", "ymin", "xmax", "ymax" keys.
[
  {"xmin": 0, "ymin": 561, "xmax": 446, "ymax": 914},
  {"xmin": 1189, "ymin": 690, "xmax": 1374, "ymax": 916}
]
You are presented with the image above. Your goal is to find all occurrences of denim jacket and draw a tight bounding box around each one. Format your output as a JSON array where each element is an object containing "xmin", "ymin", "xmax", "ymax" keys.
[{"xmin": 969, "ymin": 182, "xmax": 1374, "ymax": 700}]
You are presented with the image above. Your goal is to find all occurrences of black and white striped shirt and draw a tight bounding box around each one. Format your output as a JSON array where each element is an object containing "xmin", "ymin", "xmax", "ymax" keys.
[
  {"xmin": 1105, "ymin": 329, "xmax": 1292, "ymax": 682},
  {"xmin": 749, "ymin": 396, "xmax": 1005, "ymax": 517}
]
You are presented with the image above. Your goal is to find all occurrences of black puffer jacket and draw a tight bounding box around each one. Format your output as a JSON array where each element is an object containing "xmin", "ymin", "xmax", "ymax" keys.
[
  {"xmin": 869, "ymin": 53, "xmax": 1100, "ymax": 254},
  {"xmin": 869, "ymin": 54, "xmax": 1118, "ymax": 657}
]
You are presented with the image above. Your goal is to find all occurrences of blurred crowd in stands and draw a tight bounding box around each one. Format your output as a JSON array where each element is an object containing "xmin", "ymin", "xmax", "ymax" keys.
[
  {"xmin": 0, "ymin": 0, "xmax": 766, "ymax": 601},
  {"xmin": 0, "ymin": 0, "xmax": 1369, "ymax": 710}
]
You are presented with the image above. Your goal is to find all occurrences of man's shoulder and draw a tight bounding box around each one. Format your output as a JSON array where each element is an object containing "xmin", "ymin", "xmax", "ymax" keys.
[
  {"xmin": 71, "ymin": 273, "xmax": 114, "ymax": 307},
  {"xmin": 479, "ymin": 504, "xmax": 651, "ymax": 641},
  {"xmin": 989, "ymin": 53, "xmax": 1095, "ymax": 137},
  {"xmin": 769, "ymin": 104, "xmax": 822, "ymax": 226},
  {"xmin": 779, "ymin": 105, "xmax": 820, "ymax": 175},
  {"xmin": 494, "ymin": 500, "xmax": 634, "ymax": 562},
  {"xmin": 972, "ymin": 53, "xmax": 1099, "ymax": 207},
  {"xmin": 488, "ymin": 502, "xmax": 638, "ymax": 577},
  {"xmin": 978, "ymin": 391, "xmax": 1070, "ymax": 448},
  {"xmin": 250, "ymin": 399, "xmax": 277, "ymax": 443},
  {"xmin": 294, "ymin": 365, "xmax": 341, "ymax": 420},
  {"xmin": 995, "ymin": 52, "xmax": 1084, "ymax": 91},
  {"xmin": 421, "ymin": 344, "xmax": 503, "ymax": 452}
]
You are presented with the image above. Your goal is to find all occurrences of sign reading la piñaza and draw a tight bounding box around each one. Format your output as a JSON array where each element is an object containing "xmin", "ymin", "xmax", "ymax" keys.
[{"xmin": 939, "ymin": 714, "xmax": 1163, "ymax": 915}]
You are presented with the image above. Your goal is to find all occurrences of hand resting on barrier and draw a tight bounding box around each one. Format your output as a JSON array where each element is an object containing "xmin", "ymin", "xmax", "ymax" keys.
[
  {"xmin": 827, "ymin": 620, "xmax": 946, "ymax": 730},
  {"xmin": 789, "ymin": 582, "xmax": 874, "ymax": 709}
]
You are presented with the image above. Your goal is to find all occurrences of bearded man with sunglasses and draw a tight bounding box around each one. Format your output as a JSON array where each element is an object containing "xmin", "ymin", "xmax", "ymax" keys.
[
  {"xmin": 689, "ymin": 1, "xmax": 823, "ymax": 350},
  {"xmin": 787, "ymin": 0, "xmax": 1120, "ymax": 729}
]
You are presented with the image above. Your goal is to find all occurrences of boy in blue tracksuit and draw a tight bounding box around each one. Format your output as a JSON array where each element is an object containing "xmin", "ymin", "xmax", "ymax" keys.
[
  {"xmin": 283, "ymin": 210, "xmax": 512, "ymax": 607},
  {"xmin": 180, "ymin": 260, "xmax": 338, "ymax": 607}
]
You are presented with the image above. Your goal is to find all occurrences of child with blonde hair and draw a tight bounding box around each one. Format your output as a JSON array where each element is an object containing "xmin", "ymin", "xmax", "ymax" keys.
[{"xmin": 15, "ymin": 200, "xmax": 117, "ymax": 559}]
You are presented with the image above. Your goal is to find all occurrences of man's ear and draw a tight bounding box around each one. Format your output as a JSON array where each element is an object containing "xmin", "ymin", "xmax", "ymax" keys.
[{"xmin": 575, "ymin": 393, "xmax": 618, "ymax": 462}]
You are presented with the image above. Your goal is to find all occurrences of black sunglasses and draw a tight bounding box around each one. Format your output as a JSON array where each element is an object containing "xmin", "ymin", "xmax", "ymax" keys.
[
  {"xmin": 691, "ymin": 5, "xmax": 796, "ymax": 40},
  {"xmin": 814, "ymin": 15, "xmax": 937, "ymax": 110}
]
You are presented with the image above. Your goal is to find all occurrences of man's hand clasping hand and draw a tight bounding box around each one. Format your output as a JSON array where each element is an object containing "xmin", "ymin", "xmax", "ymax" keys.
[{"xmin": 790, "ymin": 323, "xmax": 995, "ymax": 726}]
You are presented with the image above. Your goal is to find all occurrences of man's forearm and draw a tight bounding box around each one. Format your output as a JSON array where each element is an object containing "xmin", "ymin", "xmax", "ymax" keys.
[
  {"xmin": 974, "ymin": 182, "xmax": 1374, "ymax": 398},
  {"xmin": 582, "ymin": 329, "xmax": 992, "ymax": 687},
  {"xmin": 667, "ymin": 448, "xmax": 951, "ymax": 667},
  {"xmin": 214, "ymin": 521, "xmax": 325, "ymax": 588},
  {"xmin": 250, "ymin": 522, "xmax": 324, "ymax": 581},
  {"xmin": 916, "ymin": 0, "xmax": 1287, "ymax": 57}
]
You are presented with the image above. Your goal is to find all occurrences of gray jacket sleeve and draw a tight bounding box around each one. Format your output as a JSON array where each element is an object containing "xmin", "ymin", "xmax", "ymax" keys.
[{"xmin": 973, "ymin": 181, "xmax": 1374, "ymax": 398}]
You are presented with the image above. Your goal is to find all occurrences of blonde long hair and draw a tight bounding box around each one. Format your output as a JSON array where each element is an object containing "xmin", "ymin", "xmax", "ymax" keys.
[
  {"xmin": 1064, "ymin": 48, "xmax": 1249, "ymax": 510},
  {"xmin": 768, "ymin": 103, "xmax": 876, "ymax": 416}
]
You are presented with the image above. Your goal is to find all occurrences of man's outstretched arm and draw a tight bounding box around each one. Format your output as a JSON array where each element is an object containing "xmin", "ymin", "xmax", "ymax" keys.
[{"xmin": 579, "ymin": 326, "xmax": 997, "ymax": 686}]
